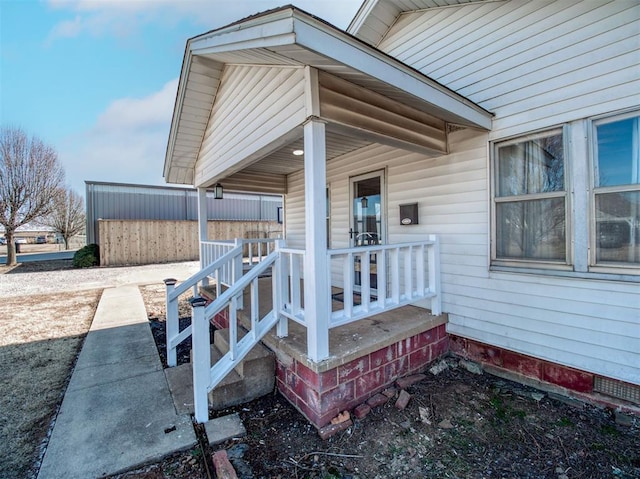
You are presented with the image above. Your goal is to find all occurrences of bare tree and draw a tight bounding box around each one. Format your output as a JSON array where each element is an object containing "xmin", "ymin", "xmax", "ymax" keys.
[
  {"xmin": 0, "ymin": 127, "xmax": 65, "ymax": 265},
  {"xmin": 40, "ymin": 187, "xmax": 85, "ymax": 250}
]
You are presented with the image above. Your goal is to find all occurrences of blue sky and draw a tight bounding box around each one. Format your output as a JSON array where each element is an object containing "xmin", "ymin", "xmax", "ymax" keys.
[{"xmin": 0, "ymin": 0, "xmax": 362, "ymax": 196}]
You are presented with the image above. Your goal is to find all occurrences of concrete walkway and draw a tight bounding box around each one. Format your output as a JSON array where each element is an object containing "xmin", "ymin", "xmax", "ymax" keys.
[{"xmin": 38, "ymin": 281, "xmax": 197, "ymax": 478}]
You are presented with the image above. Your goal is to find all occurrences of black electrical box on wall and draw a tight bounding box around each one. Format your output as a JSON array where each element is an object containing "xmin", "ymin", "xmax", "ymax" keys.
[{"xmin": 399, "ymin": 203, "xmax": 418, "ymax": 225}]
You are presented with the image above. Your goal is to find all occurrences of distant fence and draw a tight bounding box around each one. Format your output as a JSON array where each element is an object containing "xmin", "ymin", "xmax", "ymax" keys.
[{"xmin": 97, "ymin": 220, "xmax": 282, "ymax": 266}]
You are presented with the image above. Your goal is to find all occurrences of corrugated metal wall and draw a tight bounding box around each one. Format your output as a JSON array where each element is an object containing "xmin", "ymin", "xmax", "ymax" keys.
[{"xmin": 85, "ymin": 181, "xmax": 282, "ymax": 244}]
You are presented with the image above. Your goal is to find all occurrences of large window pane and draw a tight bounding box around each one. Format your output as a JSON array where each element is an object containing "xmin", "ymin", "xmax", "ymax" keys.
[
  {"xmin": 595, "ymin": 191, "xmax": 640, "ymax": 264},
  {"xmin": 596, "ymin": 116, "xmax": 640, "ymax": 187},
  {"xmin": 497, "ymin": 133, "xmax": 564, "ymax": 197},
  {"xmin": 496, "ymin": 198, "xmax": 566, "ymax": 261}
]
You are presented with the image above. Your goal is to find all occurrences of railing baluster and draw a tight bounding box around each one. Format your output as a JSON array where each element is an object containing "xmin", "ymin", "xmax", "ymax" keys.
[
  {"xmin": 404, "ymin": 245, "xmax": 413, "ymax": 300},
  {"xmin": 391, "ymin": 247, "xmax": 400, "ymax": 304},
  {"xmin": 291, "ymin": 253, "xmax": 301, "ymax": 317},
  {"xmin": 416, "ymin": 244, "xmax": 425, "ymax": 297},
  {"xmin": 361, "ymin": 252, "xmax": 370, "ymax": 312},
  {"xmin": 428, "ymin": 234, "xmax": 442, "ymax": 315},
  {"xmin": 377, "ymin": 249, "xmax": 387, "ymax": 307},
  {"xmin": 229, "ymin": 296, "xmax": 237, "ymax": 361},
  {"xmin": 274, "ymin": 240, "xmax": 288, "ymax": 337},
  {"xmin": 164, "ymin": 278, "xmax": 178, "ymax": 367},
  {"xmin": 251, "ymin": 277, "xmax": 259, "ymax": 339},
  {"xmin": 343, "ymin": 252, "xmax": 353, "ymax": 320}
]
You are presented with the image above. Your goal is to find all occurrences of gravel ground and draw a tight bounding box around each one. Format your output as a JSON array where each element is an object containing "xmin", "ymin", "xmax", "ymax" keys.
[{"xmin": 0, "ymin": 260, "xmax": 200, "ymax": 297}]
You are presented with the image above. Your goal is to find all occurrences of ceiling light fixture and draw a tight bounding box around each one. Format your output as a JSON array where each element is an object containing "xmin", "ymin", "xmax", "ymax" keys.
[{"xmin": 292, "ymin": 149, "xmax": 304, "ymax": 156}]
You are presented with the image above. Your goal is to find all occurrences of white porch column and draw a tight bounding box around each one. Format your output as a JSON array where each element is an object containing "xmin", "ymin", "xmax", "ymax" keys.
[
  {"xmin": 197, "ymin": 187, "xmax": 208, "ymax": 270},
  {"xmin": 304, "ymin": 118, "xmax": 330, "ymax": 362}
]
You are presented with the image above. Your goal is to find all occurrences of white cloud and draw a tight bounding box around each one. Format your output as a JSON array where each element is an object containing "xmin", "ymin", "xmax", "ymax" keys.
[
  {"xmin": 58, "ymin": 79, "xmax": 179, "ymax": 195},
  {"xmin": 95, "ymin": 79, "xmax": 178, "ymax": 131}
]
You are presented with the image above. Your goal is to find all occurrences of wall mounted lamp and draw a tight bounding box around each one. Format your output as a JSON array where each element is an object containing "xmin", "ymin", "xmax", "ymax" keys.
[
  {"xmin": 213, "ymin": 183, "xmax": 224, "ymax": 200},
  {"xmin": 361, "ymin": 196, "xmax": 368, "ymax": 208}
]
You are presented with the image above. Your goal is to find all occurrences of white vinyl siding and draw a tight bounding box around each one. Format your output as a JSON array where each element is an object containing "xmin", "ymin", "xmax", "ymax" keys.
[
  {"xmin": 378, "ymin": 0, "xmax": 640, "ymax": 139},
  {"xmin": 284, "ymin": 128, "xmax": 640, "ymax": 385},
  {"xmin": 194, "ymin": 65, "xmax": 306, "ymax": 187}
]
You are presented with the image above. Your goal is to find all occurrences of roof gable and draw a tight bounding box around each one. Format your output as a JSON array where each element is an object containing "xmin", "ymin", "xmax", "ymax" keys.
[
  {"xmin": 348, "ymin": 0, "xmax": 488, "ymax": 46},
  {"xmin": 164, "ymin": 6, "xmax": 492, "ymax": 185}
]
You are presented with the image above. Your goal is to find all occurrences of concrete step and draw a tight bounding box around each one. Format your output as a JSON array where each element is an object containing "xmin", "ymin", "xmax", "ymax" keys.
[
  {"xmin": 213, "ymin": 328, "xmax": 274, "ymax": 380},
  {"xmin": 165, "ymin": 332, "xmax": 275, "ymax": 414}
]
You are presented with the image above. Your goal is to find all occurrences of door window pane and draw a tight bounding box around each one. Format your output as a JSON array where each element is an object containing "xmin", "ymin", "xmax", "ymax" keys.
[
  {"xmin": 595, "ymin": 191, "xmax": 640, "ymax": 264},
  {"xmin": 497, "ymin": 133, "xmax": 564, "ymax": 196},
  {"xmin": 496, "ymin": 198, "xmax": 566, "ymax": 261}
]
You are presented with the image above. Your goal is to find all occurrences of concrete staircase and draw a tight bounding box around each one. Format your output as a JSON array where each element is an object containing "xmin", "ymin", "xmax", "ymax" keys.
[{"xmin": 164, "ymin": 328, "xmax": 275, "ymax": 415}]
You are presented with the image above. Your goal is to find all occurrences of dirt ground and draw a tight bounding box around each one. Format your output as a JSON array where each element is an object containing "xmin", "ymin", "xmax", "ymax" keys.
[
  {"xmin": 2, "ymin": 261, "xmax": 637, "ymax": 479},
  {"xmin": 0, "ymin": 260, "xmax": 100, "ymax": 479},
  {"xmin": 120, "ymin": 285, "xmax": 640, "ymax": 479}
]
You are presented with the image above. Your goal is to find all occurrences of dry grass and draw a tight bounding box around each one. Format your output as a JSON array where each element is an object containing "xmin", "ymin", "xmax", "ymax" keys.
[{"xmin": 0, "ymin": 289, "xmax": 101, "ymax": 479}]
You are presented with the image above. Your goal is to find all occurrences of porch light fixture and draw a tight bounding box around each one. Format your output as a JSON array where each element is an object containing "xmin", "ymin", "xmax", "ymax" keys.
[
  {"xmin": 292, "ymin": 149, "xmax": 304, "ymax": 156},
  {"xmin": 361, "ymin": 196, "xmax": 368, "ymax": 208},
  {"xmin": 213, "ymin": 183, "xmax": 223, "ymax": 200}
]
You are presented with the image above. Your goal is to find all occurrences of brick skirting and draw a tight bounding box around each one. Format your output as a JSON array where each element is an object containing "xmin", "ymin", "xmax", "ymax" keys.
[
  {"xmin": 207, "ymin": 302, "xmax": 638, "ymax": 424},
  {"xmin": 449, "ymin": 335, "xmax": 639, "ymax": 415},
  {"xmin": 275, "ymin": 324, "xmax": 448, "ymax": 427}
]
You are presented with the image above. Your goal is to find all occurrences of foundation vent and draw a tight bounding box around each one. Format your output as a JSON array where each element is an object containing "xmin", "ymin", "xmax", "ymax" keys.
[{"xmin": 594, "ymin": 377, "xmax": 640, "ymax": 405}]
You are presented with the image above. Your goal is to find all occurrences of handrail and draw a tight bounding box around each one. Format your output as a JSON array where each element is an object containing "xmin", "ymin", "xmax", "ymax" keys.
[
  {"xmin": 328, "ymin": 239, "xmax": 437, "ymax": 255},
  {"xmin": 164, "ymin": 244, "xmax": 243, "ymax": 367},
  {"xmin": 203, "ymin": 250, "xmax": 278, "ymax": 319},
  {"xmin": 169, "ymin": 244, "xmax": 243, "ymax": 300},
  {"xmin": 191, "ymin": 247, "xmax": 284, "ymax": 423}
]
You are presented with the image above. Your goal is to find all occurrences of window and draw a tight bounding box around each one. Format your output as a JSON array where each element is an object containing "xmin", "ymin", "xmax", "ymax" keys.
[
  {"xmin": 592, "ymin": 113, "xmax": 640, "ymax": 266},
  {"xmin": 492, "ymin": 129, "xmax": 567, "ymax": 264}
]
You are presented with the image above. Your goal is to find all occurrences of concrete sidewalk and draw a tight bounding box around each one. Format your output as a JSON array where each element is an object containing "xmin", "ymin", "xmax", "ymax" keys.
[{"xmin": 38, "ymin": 283, "xmax": 197, "ymax": 478}]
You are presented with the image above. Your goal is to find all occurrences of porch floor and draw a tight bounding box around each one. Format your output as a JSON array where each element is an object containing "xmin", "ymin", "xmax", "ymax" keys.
[{"xmin": 202, "ymin": 277, "xmax": 447, "ymax": 374}]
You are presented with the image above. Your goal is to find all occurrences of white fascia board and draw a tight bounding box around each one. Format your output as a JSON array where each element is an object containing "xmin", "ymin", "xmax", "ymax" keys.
[
  {"xmin": 189, "ymin": 15, "xmax": 295, "ymax": 56},
  {"xmin": 347, "ymin": 0, "xmax": 381, "ymax": 35},
  {"xmin": 164, "ymin": 49, "xmax": 193, "ymax": 182},
  {"xmin": 293, "ymin": 16, "xmax": 493, "ymax": 130}
]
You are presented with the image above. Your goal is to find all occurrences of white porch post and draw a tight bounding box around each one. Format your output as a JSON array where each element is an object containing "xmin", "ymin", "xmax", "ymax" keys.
[
  {"xmin": 197, "ymin": 187, "xmax": 208, "ymax": 268},
  {"xmin": 304, "ymin": 118, "xmax": 330, "ymax": 362},
  {"xmin": 197, "ymin": 187, "xmax": 209, "ymax": 289}
]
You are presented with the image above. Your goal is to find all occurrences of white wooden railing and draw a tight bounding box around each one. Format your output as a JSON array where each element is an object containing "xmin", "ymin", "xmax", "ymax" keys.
[
  {"xmin": 275, "ymin": 248, "xmax": 306, "ymax": 326},
  {"xmin": 165, "ymin": 236, "xmax": 441, "ymax": 423},
  {"xmin": 328, "ymin": 236, "xmax": 441, "ymax": 328},
  {"xmin": 201, "ymin": 238, "xmax": 277, "ymax": 284},
  {"xmin": 191, "ymin": 248, "xmax": 287, "ymax": 422},
  {"xmin": 164, "ymin": 243, "xmax": 244, "ymax": 367}
]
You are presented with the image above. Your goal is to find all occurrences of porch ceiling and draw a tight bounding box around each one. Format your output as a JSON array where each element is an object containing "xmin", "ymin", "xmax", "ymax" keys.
[{"xmin": 164, "ymin": 6, "xmax": 493, "ymax": 188}]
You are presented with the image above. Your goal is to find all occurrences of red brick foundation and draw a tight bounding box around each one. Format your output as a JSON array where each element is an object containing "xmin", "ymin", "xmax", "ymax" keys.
[
  {"xmin": 449, "ymin": 335, "xmax": 596, "ymax": 393},
  {"xmin": 276, "ymin": 324, "xmax": 448, "ymax": 428},
  {"xmin": 203, "ymin": 288, "xmax": 637, "ymax": 421}
]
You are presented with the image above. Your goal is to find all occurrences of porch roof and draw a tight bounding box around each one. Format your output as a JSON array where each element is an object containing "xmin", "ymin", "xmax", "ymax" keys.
[{"xmin": 164, "ymin": 5, "xmax": 493, "ymax": 186}]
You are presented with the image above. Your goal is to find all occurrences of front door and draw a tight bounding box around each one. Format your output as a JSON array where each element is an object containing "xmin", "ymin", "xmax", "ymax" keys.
[{"xmin": 350, "ymin": 170, "xmax": 385, "ymax": 292}]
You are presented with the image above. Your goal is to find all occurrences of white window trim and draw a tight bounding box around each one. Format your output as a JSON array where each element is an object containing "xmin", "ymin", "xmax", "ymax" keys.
[
  {"xmin": 588, "ymin": 109, "xmax": 640, "ymax": 275},
  {"xmin": 490, "ymin": 126, "xmax": 572, "ymax": 270}
]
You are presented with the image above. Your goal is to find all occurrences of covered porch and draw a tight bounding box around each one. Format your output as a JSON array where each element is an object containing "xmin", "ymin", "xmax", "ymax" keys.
[
  {"xmin": 201, "ymin": 274, "xmax": 448, "ymax": 427},
  {"xmin": 163, "ymin": 6, "xmax": 492, "ymax": 425}
]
